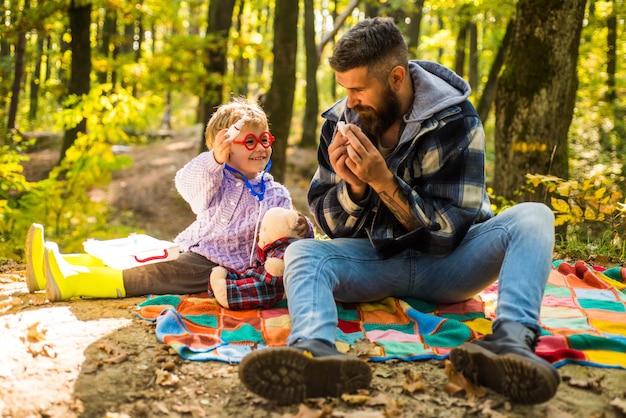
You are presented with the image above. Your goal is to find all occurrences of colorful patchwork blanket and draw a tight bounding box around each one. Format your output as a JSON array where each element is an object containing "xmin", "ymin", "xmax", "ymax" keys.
[{"xmin": 134, "ymin": 261, "xmax": 626, "ymax": 368}]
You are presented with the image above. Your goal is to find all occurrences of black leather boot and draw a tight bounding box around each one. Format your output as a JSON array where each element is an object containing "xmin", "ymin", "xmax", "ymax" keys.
[
  {"xmin": 239, "ymin": 339, "xmax": 372, "ymax": 405},
  {"xmin": 449, "ymin": 320, "xmax": 560, "ymax": 404}
]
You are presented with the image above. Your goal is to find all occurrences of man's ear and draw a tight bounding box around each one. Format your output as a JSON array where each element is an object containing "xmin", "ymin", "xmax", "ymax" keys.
[{"xmin": 389, "ymin": 66, "xmax": 405, "ymax": 89}]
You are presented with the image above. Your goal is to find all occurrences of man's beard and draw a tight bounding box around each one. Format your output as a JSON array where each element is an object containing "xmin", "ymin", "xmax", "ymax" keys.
[{"xmin": 353, "ymin": 87, "xmax": 401, "ymax": 147}]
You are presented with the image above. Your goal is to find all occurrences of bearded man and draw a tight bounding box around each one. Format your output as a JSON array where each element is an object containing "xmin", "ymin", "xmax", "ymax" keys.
[{"xmin": 238, "ymin": 17, "xmax": 559, "ymax": 407}]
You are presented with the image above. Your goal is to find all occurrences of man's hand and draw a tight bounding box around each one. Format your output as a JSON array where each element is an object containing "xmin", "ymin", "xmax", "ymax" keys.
[
  {"xmin": 328, "ymin": 126, "xmax": 367, "ymax": 193},
  {"xmin": 342, "ymin": 125, "xmax": 394, "ymax": 188},
  {"xmin": 333, "ymin": 124, "xmax": 420, "ymax": 231},
  {"xmin": 332, "ymin": 124, "xmax": 393, "ymax": 199}
]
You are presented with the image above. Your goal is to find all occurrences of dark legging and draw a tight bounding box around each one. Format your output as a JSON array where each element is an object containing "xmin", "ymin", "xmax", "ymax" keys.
[{"xmin": 123, "ymin": 252, "xmax": 217, "ymax": 296}]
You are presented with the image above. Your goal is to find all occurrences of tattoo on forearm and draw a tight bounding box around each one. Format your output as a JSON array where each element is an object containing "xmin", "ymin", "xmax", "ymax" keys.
[{"xmin": 379, "ymin": 188, "xmax": 420, "ymax": 230}]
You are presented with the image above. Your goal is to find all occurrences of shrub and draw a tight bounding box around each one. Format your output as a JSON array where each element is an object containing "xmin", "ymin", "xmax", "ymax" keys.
[
  {"xmin": 526, "ymin": 173, "xmax": 625, "ymax": 260},
  {"xmin": 0, "ymin": 85, "xmax": 160, "ymax": 260}
]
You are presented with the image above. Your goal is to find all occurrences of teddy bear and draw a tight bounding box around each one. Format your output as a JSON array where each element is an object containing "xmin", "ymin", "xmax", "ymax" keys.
[{"xmin": 209, "ymin": 207, "xmax": 308, "ymax": 310}]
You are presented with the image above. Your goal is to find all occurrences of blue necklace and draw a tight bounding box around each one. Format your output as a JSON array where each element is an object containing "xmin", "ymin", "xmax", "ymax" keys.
[{"xmin": 224, "ymin": 160, "xmax": 272, "ymax": 202}]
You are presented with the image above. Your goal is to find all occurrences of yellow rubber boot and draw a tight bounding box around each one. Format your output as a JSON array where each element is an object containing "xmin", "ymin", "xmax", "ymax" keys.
[
  {"xmin": 25, "ymin": 223, "xmax": 104, "ymax": 293},
  {"xmin": 44, "ymin": 242, "xmax": 126, "ymax": 301}
]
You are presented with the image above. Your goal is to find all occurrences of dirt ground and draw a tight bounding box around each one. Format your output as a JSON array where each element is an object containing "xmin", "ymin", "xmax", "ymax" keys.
[{"xmin": 1, "ymin": 128, "xmax": 626, "ymax": 418}]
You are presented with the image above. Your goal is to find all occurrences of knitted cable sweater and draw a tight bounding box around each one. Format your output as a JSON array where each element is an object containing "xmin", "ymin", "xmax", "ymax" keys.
[{"xmin": 173, "ymin": 151, "xmax": 294, "ymax": 270}]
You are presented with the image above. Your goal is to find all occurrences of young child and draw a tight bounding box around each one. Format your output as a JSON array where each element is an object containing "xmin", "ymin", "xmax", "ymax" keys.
[{"xmin": 27, "ymin": 97, "xmax": 312, "ymax": 303}]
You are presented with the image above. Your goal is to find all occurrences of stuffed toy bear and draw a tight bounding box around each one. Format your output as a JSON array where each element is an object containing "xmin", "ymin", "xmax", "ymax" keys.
[{"xmin": 209, "ymin": 207, "xmax": 307, "ymax": 310}]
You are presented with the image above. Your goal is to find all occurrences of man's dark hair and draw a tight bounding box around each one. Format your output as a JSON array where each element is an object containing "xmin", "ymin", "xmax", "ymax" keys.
[{"xmin": 329, "ymin": 17, "xmax": 408, "ymax": 81}]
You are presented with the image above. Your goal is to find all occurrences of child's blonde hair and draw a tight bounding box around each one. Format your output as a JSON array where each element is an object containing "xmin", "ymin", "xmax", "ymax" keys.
[{"xmin": 204, "ymin": 97, "xmax": 269, "ymax": 149}]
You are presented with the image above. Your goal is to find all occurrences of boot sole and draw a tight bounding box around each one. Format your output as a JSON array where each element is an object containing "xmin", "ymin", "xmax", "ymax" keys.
[
  {"xmin": 238, "ymin": 347, "xmax": 372, "ymax": 405},
  {"xmin": 25, "ymin": 224, "xmax": 44, "ymax": 293},
  {"xmin": 44, "ymin": 245, "xmax": 63, "ymax": 302},
  {"xmin": 449, "ymin": 343, "xmax": 559, "ymax": 404}
]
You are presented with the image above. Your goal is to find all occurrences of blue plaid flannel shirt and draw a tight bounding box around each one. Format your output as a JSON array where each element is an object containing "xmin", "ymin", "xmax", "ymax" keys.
[{"xmin": 309, "ymin": 62, "xmax": 494, "ymax": 258}]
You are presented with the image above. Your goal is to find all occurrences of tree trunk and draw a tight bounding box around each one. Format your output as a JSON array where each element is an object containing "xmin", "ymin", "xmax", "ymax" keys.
[
  {"xmin": 476, "ymin": 18, "xmax": 514, "ymax": 123},
  {"xmin": 468, "ymin": 21, "xmax": 478, "ymax": 91},
  {"xmin": 301, "ymin": 0, "xmax": 361, "ymax": 149},
  {"xmin": 29, "ymin": 34, "xmax": 45, "ymax": 122},
  {"xmin": 300, "ymin": 0, "xmax": 319, "ymax": 149},
  {"xmin": 454, "ymin": 4, "xmax": 472, "ymax": 78},
  {"xmin": 233, "ymin": 0, "xmax": 250, "ymax": 97},
  {"xmin": 198, "ymin": 0, "xmax": 236, "ymax": 153},
  {"xmin": 98, "ymin": 6, "xmax": 116, "ymax": 85},
  {"xmin": 263, "ymin": 0, "xmax": 299, "ymax": 183},
  {"xmin": 605, "ymin": 5, "xmax": 616, "ymax": 102},
  {"xmin": 405, "ymin": 0, "xmax": 425, "ymax": 53},
  {"xmin": 7, "ymin": 0, "xmax": 30, "ymax": 133},
  {"xmin": 454, "ymin": 23, "xmax": 467, "ymax": 78},
  {"xmin": 0, "ymin": 2, "xmax": 13, "ymax": 139},
  {"xmin": 60, "ymin": 0, "xmax": 92, "ymax": 164},
  {"xmin": 493, "ymin": 0, "xmax": 586, "ymax": 201}
]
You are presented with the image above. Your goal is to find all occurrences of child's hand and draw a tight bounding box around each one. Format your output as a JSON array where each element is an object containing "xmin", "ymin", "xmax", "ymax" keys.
[
  {"xmin": 294, "ymin": 212, "xmax": 310, "ymax": 238},
  {"xmin": 212, "ymin": 128, "xmax": 233, "ymax": 164}
]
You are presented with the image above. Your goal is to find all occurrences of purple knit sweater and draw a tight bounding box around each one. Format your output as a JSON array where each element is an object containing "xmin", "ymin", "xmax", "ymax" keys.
[{"xmin": 174, "ymin": 151, "xmax": 294, "ymax": 270}]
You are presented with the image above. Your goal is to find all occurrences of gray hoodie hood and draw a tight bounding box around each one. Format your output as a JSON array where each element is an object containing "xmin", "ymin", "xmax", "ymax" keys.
[
  {"xmin": 398, "ymin": 60, "xmax": 471, "ymax": 145},
  {"xmin": 406, "ymin": 60, "xmax": 471, "ymax": 123}
]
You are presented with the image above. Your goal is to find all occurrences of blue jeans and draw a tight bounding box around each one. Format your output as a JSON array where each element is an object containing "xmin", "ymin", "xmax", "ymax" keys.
[{"xmin": 283, "ymin": 202, "xmax": 555, "ymax": 345}]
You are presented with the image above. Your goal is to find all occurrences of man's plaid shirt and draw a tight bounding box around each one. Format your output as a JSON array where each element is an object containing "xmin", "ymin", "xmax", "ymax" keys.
[{"xmin": 309, "ymin": 61, "xmax": 494, "ymax": 258}]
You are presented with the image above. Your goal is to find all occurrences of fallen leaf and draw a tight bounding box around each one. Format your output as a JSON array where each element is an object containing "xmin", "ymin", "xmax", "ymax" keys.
[
  {"xmin": 96, "ymin": 343, "xmax": 133, "ymax": 365},
  {"xmin": 443, "ymin": 360, "xmax": 487, "ymax": 401},
  {"xmin": 26, "ymin": 342, "xmax": 57, "ymax": 358},
  {"xmin": 26, "ymin": 321, "xmax": 47, "ymax": 342},
  {"xmin": 96, "ymin": 343, "xmax": 117, "ymax": 355},
  {"xmin": 373, "ymin": 368, "xmax": 394, "ymax": 379},
  {"xmin": 206, "ymin": 365, "xmax": 235, "ymax": 378},
  {"xmin": 153, "ymin": 401, "xmax": 170, "ymax": 414},
  {"xmin": 364, "ymin": 393, "xmax": 391, "ymax": 406},
  {"xmin": 40, "ymin": 343, "xmax": 57, "ymax": 358},
  {"xmin": 567, "ymin": 375, "xmax": 604, "ymax": 393},
  {"xmin": 382, "ymin": 398, "xmax": 405, "ymax": 417},
  {"xmin": 610, "ymin": 397, "xmax": 626, "ymax": 414},
  {"xmin": 28, "ymin": 293, "xmax": 48, "ymax": 306},
  {"xmin": 155, "ymin": 368, "xmax": 179, "ymax": 386},
  {"xmin": 349, "ymin": 338, "xmax": 382, "ymax": 357},
  {"xmin": 341, "ymin": 392, "xmax": 370, "ymax": 405},
  {"xmin": 0, "ymin": 295, "xmax": 22, "ymax": 313},
  {"xmin": 283, "ymin": 403, "xmax": 326, "ymax": 418},
  {"xmin": 102, "ymin": 353, "xmax": 129, "ymax": 364},
  {"xmin": 480, "ymin": 399, "xmax": 509, "ymax": 418},
  {"xmin": 402, "ymin": 369, "xmax": 427, "ymax": 394},
  {"xmin": 171, "ymin": 403, "xmax": 205, "ymax": 417},
  {"xmin": 161, "ymin": 360, "xmax": 176, "ymax": 370}
]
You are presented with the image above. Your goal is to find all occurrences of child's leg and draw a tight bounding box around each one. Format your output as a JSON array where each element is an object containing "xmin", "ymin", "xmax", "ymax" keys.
[
  {"xmin": 45, "ymin": 242, "xmax": 125, "ymax": 301},
  {"xmin": 209, "ymin": 267, "xmax": 231, "ymax": 308},
  {"xmin": 213, "ymin": 274, "xmax": 285, "ymax": 310},
  {"xmin": 122, "ymin": 252, "xmax": 217, "ymax": 296},
  {"xmin": 44, "ymin": 245, "xmax": 216, "ymax": 301}
]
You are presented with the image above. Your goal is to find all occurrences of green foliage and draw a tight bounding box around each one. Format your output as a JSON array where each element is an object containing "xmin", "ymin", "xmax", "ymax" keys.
[
  {"xmin": 0, "ymin": 86, "xmax": 159, "ymax": 261},
  {"xmin": 486, "ymin": 187, "xmax": 516, "ymax": 214},
  {"xmin": 15, "ymin": 133, "xmax": 132, "ymax": 254},
  {"xmin": 0, "ymin": 148, "xmax": 32, "ymax": 259},
  {"xmin": 57, "ymin": 84, "xmax": 162, "ymax": 140},
  {"xmin": 526, "ymin": 173, "xmax": 625, "ymax": 260}
]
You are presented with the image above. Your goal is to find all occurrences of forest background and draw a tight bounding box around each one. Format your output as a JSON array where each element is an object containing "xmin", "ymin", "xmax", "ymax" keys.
[{"xmin": 0, "ymin": 0, "xmax": 625, "ymax": 263}]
